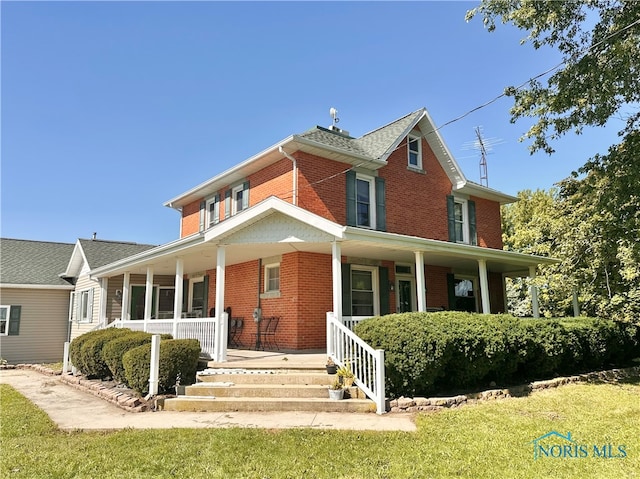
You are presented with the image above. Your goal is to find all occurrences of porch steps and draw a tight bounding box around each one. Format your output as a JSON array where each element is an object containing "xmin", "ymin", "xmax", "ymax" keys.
[{"xmin": 162, "ymin": 367, "xmax": 375, "ymax": 413}]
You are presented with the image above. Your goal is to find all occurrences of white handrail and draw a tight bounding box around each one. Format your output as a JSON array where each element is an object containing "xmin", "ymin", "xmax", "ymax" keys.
[{"xmin": 326, "ymin": 311, "xmax": 386, "ymax": 414}]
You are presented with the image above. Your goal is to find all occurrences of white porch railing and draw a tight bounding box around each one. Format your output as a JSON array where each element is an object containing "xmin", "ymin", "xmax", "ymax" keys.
[
  {"xmin": 326, "ymin": 312, "xmax": 386, "ymax": 414},
  {"xmin": 341, "ymin": 316, "xmax": 371, "ymax": 331},
  {"xmin": 109, "ymin": 315, "xmax": 223, "ymax": 359}
]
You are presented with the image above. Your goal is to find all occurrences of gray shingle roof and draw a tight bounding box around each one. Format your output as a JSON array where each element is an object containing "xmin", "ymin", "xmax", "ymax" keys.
[
  {"xmin": 78, "ymin": 239, "xmax": 156, "ymax": 269},
  {"xmin": 297, "ymin": 109, "xmax": 425, "ymax": 160},
  {"xmin": 0, "ymin": 238, "xmax": 75, "ymax": 286}
]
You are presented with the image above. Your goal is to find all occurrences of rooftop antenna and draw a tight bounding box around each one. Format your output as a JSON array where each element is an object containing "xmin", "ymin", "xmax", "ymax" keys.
[
  {"xmin": 461, "ymin": 126, "xmax": 504, "ymax": 187},
  {"xmin": 329, "ymin": 107, "xmax": 339, "ymax": 127}
]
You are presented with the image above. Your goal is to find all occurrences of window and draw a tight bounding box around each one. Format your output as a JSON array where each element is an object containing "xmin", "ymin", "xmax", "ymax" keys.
[
  {"xmin": 356, "ymin": 176, "xmax": 375, "ymax": 228},
  {"xmin": 0, "ymin": 305, "xmax": 21, "ymax": 336},
  {"xmin": 447, "ymin": 195, "xmax": 477, "ymax": 245},
  {"xmin": 346, "ymin": 171, "xmax": 386, "ymax": 231},
  {"xmin": 189, "ymin": 278, "xmax": 205, "ymax": 315},
  {"xmin": 408, "ymin": 134, "xmax": 422, "ymax": 169},
  {"xmin": 157, "ymin": 287, "xmax": 175, "ymax": 317},
  {"xmin": 79, "ymin": 289, "xmax": 93, "ymax": 322},
  {"xmin": 206, "ymin": 195, "xmax": 220, "ymax": 228},
  {"xmin": 225, "ymin": 181, "xmax": 250, "ymax": 218},
  {"xmin": 351, "ymin": 266, "xmax": 378, "ymax": 316},
  {"xmin": 264, "ymin": 263, "xmax": 280, "ymax": 293}
]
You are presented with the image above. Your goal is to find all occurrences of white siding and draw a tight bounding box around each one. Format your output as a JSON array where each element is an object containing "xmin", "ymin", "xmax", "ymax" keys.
[
  {"xmin": 0, "ymin": 288, "xmax": 71, "ymax": 364},
  {"xmin": 69, "ymin": 273, "xmax": 101, "ymax": 341}
]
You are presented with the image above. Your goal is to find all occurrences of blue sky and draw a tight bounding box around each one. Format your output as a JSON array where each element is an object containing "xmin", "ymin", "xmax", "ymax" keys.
[{"xmin": 1, "ymin": 1, "xmax": 622, "ymax": 246}]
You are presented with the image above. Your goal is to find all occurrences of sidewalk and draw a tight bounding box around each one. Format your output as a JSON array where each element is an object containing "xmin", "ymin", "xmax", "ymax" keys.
[{"xmin": 0, "ymin": 368, "xmax": 416, "ymax": 432}]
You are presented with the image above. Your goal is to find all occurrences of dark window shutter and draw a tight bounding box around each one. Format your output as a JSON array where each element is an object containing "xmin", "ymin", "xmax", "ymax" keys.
[
  {"xmin": 182, "ymin": 279, "xmax": 189, "ymax": 313},
  {"xmin": 202, "ymin": 275, "xmax": 209, "ymax": 316},
  {"xmin": 378, "ymin": 266, "xmax": 390, "ymax": 315},
  {"xmin": 341, "ymin": 264, "xmax": 351, "ymax": 316},
  {"xmin": 199, "ymin": 201, "xmax": 206, "ymax": 231},
  {"xmin": 468, "ymin": 200, "xmax": 477, "ymax": 246},
  {"xmin": 375, "ymin": 177, "xmax": 386, "ymax": 232},
  {"xmin": 446, "ymin": 273, "xmax": 456, "ymax": 310},
  {"xmin": 446, "ymin": 195, "xmax": 456, "ymax": 242},
  {"xmin": 224, "ymin": 190, "xmax": 232, "ymax": 218},
  {"xmin": 8, "ymin": 305, "xmax": 21, "ymax": 336},
  {"xmin": 242, "ymin": 181, "xmax": 250, "ymax": 210},
  {"xmin": 346, "ymin": 170, "xmax": 356, "ymax": 226}
]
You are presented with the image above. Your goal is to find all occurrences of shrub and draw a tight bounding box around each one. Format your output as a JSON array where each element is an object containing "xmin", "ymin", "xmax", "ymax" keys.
[
  {"xmin": 103, "ymin": 331, "xmax": 172, "ymax": 384},
  {"xmin": 122, "ymin": 339, "xmax": 201, "ymax": 395},
  {"xmin": 70, "ymin": 328, "xmax": 132, "ymax": 378},
  {"xmin": 355, "ymin": 312, "xmax": 640, "ymax": 398}
]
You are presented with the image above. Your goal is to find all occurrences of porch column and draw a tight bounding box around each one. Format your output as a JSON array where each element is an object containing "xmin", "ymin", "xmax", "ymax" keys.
[
  {"xmin": 144, "ymin": 267, "xmax": 154, "ymax": 330},
  {"xmin": 121, "ymin": 272, "xmax": 130, "ymax": 320},
  {"xmin": 414, "ymin": 251, "xmax": 426, "ymax": 312},
  {"xmin": 215, "ymin": 246, "xmax": 227, "ymax": 362},
  {"xmin": 331, "ymin": 241, "xmax": 342, "ymax": 319},
  {"xmin": 99, "ymin": 278, "xmax": 108, "ymax": 327},
  {"xmin": 529, "ymin": 265, "xmax": 540, "ymax": 319},
  {"xmin": 173, "ymin": 258, "xmax": 184, "ymax": 319},
  {"xmin": 478, "ymin": 259, "xmax": 491, "ymax": 314}
]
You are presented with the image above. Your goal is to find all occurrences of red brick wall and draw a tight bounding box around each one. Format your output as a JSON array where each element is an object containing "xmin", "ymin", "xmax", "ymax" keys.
[
  {"xmin": 181, "ymin": 200, "xmax": 201, "ymax": 237},
  {"xmin": 489, "ymin": 272, "xmax": 506, "ymax": 314},
  {"xmin": 295, "ymin": 151, "xmax": 346, "ymax": 222},
  {"xmin": 473, "ymin": 196, "xmax": 503, "ymax": 249},
  {"xmin": 425, "ymin": 265, "xmax": 451, "ymax": 309},
  {"xmin": 382, "ymin": 138, "xmax": 452, "ymax": 241}
]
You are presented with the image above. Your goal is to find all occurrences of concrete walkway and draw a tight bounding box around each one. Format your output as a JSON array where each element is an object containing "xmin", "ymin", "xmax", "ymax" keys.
[{"xmin": 0, "ymin": 368, "xmax": 416, "ymax": 432}]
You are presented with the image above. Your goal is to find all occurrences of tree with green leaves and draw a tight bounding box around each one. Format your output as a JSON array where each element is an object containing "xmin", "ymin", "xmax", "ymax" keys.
[{"xmin": 468, "ymin": 1, "xmax": 640, "ymax": 322}]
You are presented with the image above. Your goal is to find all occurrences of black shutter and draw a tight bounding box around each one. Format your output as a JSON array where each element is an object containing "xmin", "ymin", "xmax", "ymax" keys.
[
  {"xmin": 446, "ymin": 273, "xmax": 456, "ymax": 310},
  {"xmin": 202, "ymin": 275, "xmax": 209, "ymax": 316},
  {"xmin": 468, "ymin": 200, "xmax": 477, "ymax": 246},
  {"xmin": 446, "ymin": 195, "xmax": 456, "ymax": 242},
  {"xmin": 346, "ymin": 170, "xmax": 356, "ymax": 226},
  {"xmin": 182, "ymin": 279, "xmax": 189, "ymax": 314},
  {"xmin": 8, "ymin": 305, "xmax": 21, "ymax": 336},
  {"xmin": 375, "ymin": 177, "xmax": 386, "ymax": 232},
  {"xmin": 341, "ymin": 264, "xmax": 351, "ymax": 316},
  {"xmin": 379, "ymin": 267, "xmax": 390, "ymax": 315}
]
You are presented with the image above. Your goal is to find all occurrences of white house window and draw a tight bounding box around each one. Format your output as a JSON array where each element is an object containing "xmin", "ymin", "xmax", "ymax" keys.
[
  {"xmin": 408, "ymin": 134, "xmax": 422, "ymax": 169},
  {"xmin": 264, "ymin": 263, "xmax": 280, "ymax": 293},
  {"xmin": 189, "ymin": 277, "xmax": 205, "ymax": 315},
  {"xmin": 232, "ymin": 184, "xmax": 245, "ymax": 215},
  {"xmin": 206, "ymin": 195, "xmax": 220, "ymax": 228},
  {"xmin": 79, "ymin": 289, "xmax": 93, "ymax": 322},
  {"xmin": 351, "ymin": 266, "xmax": 379, "ymax": 316},
  {"xmin": 0, "ymin": 306, "xmax": 10, "ymax": 335},
  {"xmin": 454, "ymin": 199, "xmax": 468, "ymax": 243},
  {"xmin": 356, "ymin": 175, "xmax": 376, "ymax": 228}
]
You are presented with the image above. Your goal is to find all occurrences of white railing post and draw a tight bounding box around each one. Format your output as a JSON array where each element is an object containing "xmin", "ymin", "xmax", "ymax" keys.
[
  {"xmin": 63, "ymin": 342, "xmax": 70, "ymax": 374},
  {"xmin": 172, "ymin": 316, "xmax": 178, "ymax": 338},
  {"xmin": 147, "ymin": 334, "xmax": 161, "ymax": 398},
  {"xmin": 374, "ymin": 349, "xmax": 386, "ymax": 414},
  {"xmin": 326, "ymin": 311, "xmax": 335, "ymax": 358}
]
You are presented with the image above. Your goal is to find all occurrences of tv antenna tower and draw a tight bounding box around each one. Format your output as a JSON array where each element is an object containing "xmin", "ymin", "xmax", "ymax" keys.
[{"xmin": 462, "ymin": 126, "xmax": 503, "ymax": 187}]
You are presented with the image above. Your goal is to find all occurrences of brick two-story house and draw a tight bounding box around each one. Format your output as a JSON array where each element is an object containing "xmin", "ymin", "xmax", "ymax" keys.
[{"xmin": 89, "ymin": 108, "xmax": 554, "ymax": 356}]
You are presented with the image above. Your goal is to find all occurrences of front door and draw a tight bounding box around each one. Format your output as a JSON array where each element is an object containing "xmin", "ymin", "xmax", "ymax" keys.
[{"xmin": 397, "ymin": 279, "xmax": 413, "ymax": 313}]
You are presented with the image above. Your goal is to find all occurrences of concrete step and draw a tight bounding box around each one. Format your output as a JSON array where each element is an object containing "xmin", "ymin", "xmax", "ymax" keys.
[
  {"xmin": 197, "ymin": 370, "xmax": 335, "ymax": 385},
  {"xmin": 185, "ymin": 383, "xmax": 366, "ymax": 399},
  {"xmin": 161, "ymin": 396, "xmax": 376, "ymax": 413}
]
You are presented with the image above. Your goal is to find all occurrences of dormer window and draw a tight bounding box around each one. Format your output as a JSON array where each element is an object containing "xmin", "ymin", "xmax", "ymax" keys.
[
  {"xmin": 224, "ymin": 181, "xmax": 250, "ymax": 218},
  {"xmin": 407, "ymin": 134, "xmax": 422, "ymax": 170}
]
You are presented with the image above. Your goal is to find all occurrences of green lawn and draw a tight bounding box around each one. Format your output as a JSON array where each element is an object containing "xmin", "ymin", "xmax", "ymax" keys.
[{"xmin": 1, "ymin": 379, "xmax": 639, "ymax": 479}]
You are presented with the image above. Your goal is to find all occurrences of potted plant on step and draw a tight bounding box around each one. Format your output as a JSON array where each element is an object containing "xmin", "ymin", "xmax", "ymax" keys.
[
  {"xmin": 328, "ymin": 378, "xmax": 344, "ymax": 400},
  {"xmin": 325, "ymin": 357, "xmax": 337, "ymax": 375},
  {"xmin": 336, "ymin": 361, "xmax": 355, "ymax": 387}
]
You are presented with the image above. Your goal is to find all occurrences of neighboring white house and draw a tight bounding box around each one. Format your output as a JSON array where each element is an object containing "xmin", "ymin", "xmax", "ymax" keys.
[{"xmin": 0, "ymin": 238, "xmax": 75, "ymax": 364}]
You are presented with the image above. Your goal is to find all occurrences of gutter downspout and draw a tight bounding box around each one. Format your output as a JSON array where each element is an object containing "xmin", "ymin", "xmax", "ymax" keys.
[{"xmin": 278, "ymin": 146, "xmax": 298, "ymax": 206}]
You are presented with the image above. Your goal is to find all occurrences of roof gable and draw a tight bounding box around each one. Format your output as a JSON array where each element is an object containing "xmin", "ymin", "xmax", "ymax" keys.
[
  {"xmin": 62, "ymin": 239, "xmax": 157, "ymax": 278},
  {"xmin": 0, "ymin": 238, "xmax": 75, "ymax": 287}
]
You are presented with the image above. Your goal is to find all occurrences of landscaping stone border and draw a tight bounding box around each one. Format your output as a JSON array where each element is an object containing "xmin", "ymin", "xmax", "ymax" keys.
[{"xmin": 389, "ymin": 365, "xmax": 640, "ymax": 413}]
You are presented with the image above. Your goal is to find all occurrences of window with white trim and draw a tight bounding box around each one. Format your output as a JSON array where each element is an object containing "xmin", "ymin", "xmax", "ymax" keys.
[
  {"xmin": 232, "ymin": 184, "xmax": 245, "ymax": 215},
  {"xmin": 351, "ymin": 266, "xmax": 379, "ymax": 316},
  {"xmin": 206, "ymin": 195, "xmax": 220, "ymax": 228},
  {"xmin": 407, "ymin": 134, "xmax": 422, "ymax": 169},
  {"xmin": 0, "ymin": 306, "xmax": 10, "ymax": 335},
  {"xmin": 79, "ymin": 289, "xmax": 93, "ymax": 322},
  {"xmin": 453, "ymin": 198, "xmax": 468, "ymax": 243},
  {"xmin": 264, "ymin": 263, "xmax": 280, "ymax": 293},
  {"xmin": 356, "ymin": 174, "xmax": 376, "ymax": 228}
]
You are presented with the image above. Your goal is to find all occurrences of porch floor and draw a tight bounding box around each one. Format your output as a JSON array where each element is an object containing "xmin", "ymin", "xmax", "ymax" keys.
[{"xmin": 206, "ymin": 349, "xmax": 327, "ymax": 370}]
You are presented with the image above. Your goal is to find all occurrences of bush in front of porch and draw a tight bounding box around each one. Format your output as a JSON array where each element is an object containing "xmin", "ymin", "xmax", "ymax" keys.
[
  {"xmin": 354, "ymin": 312, "xmax": 640, "ymax": 398},
  {"xmin": 103, "ymin": 331, "xmax": 173, "ymax": 384}
]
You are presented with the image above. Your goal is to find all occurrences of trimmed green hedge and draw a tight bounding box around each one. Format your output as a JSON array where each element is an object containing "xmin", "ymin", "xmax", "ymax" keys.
[
  {"xmin": 69, "ymin": 328, "xmax": 132, "ymax": 378},
  {"xmin": 103, "ymin": 331, "xmax": 172, "ymax": 384},
  {"xmin": 354, "ymin": 312, "xmax": 640, "ymax": 398},
  {"xmin": 122, "ymin": 339, "xmax": 201, "ymax": 395}
]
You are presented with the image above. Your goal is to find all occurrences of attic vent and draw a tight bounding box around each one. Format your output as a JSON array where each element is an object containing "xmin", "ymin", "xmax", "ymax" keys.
[{"xmin": 328, "ymin": 125, "xmax": 350, "ymax": 136}]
